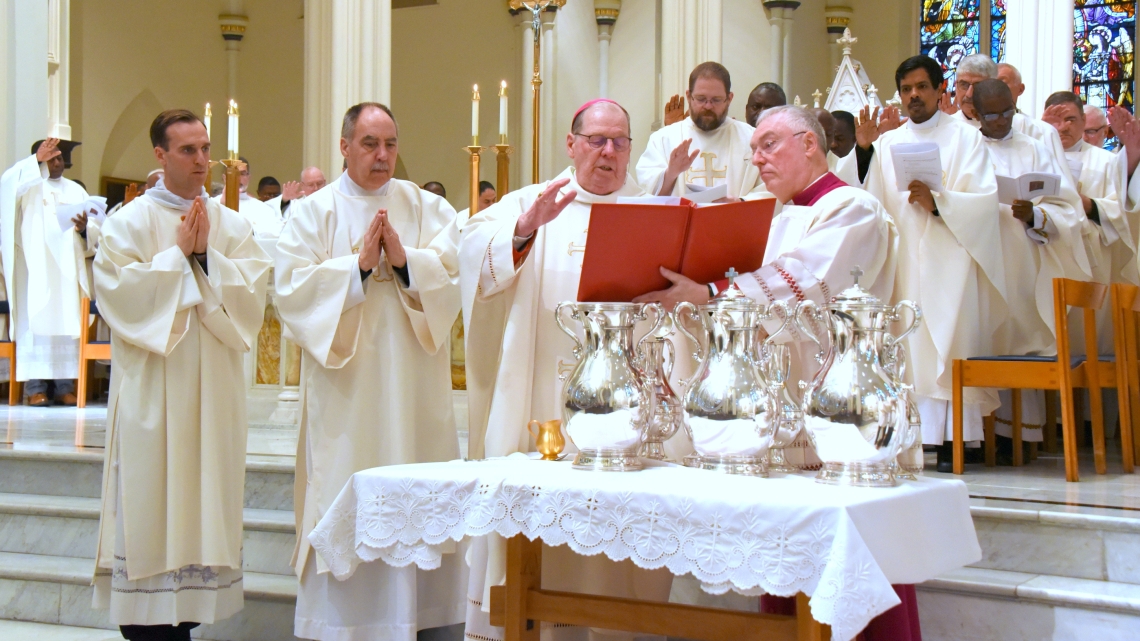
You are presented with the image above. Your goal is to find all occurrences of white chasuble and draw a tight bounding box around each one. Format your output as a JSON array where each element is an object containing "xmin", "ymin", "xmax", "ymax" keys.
[
  {"xmin": 213, "ymin": 190, "xmax": 284, "ymax": 237},
  {"xmin": 838, "ymin": 110, "xmax": 1005, "ymax": 444},
  {"xmin": 460, "ymin": 167, "xmax": 673, "ymax": 641},
  {"xmin": 275, "ymin": 175, "xmax": 464, "ymax": 641},
  {"xmin": 635, "ymin": 117, "xmax": 773, "ymax": 200},
  {"xmin": 1065, "ymin": 141, "xmax": 1138, "ymax": 288},
  {"xmin": 1, "ymin": 155, "xmax": 100, "ymax": 381},
  {"xmin": 91, "ymin": 193, "xmax": 271, "ymax": 625},
  {"xmin": 951, "ymin": 111, "xmax": 1068, "ymax": 167}
]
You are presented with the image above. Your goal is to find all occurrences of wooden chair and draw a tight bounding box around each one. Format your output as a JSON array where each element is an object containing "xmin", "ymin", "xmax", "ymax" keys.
[
  {"xmin": 951, "ymin": 278, "xmax": 1131, "ymax": 482},
  {"xmin": 1111, "ymin": 283, "xmax": 1140, "ymax": 468},
  {"xmin": 0, "ymin": 300, "xmax": 19, "ymax": 405},
  {"xmin": 77, "ymin": 297, "xmax": 110, "ymax": 408}
]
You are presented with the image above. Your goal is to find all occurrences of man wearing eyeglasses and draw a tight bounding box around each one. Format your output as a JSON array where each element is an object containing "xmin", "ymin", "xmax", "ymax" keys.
[
  {"xmin": 836, "ymin": 54, "xmax": 1004, "ymax": 463},
  {"xmin": 460, "ymin": 98, "xmax": 674, "ymax": 641},
  {"xmin": 635, "ymin": 62, "xmax": 772, "ymax": 201},
  {"xmin": 1084, "ymin": 106, "xmax": 1111, "ymax": 148}
]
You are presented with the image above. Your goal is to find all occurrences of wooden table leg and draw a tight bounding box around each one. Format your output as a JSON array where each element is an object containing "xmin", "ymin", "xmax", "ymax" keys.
[
  {"xmin": 504, "ymin": 534, "xmax": 542, "ymax": 641},
  {"xmin": 795, "ymin": 593, "xmax": 830, "ymax": 641}
]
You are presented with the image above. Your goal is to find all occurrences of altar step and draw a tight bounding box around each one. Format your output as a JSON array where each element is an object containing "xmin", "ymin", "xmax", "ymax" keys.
[{"xmin": 0, "ymin": 619, "xmax": 125, "ymax": 640}]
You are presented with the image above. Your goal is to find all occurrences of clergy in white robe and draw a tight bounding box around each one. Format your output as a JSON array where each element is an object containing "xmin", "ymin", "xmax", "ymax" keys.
[
  {"xmin": 0, "ymin": 138, "xmax": 99, "ymax": 405},
  {"xmin": 636, "ymin": 62, "xmax": 772, "ymax": 200},
  {"xmin": 274, "ymin": 102, "xmax": 465, "ymax": 641},
  {"xmin": 213, "ymin": 157, "xmax": 283, "ymax": 237},
  {"xmin": 636, "ymin": 105, "xmax": 898, "ymax": 471},
  {"xmin": 91, "ymin": 110, "xmax": 271, "ymax": 634},
  {"xmin": 973, "ymin": 80, "xmax": 1091, "ymax": 444},
  {"xmin": 837, "ymin": 55, "xmax": 1005, "ymax": 449},
  {"xmin": 461, "ymin": 99, "xmax": 672, "ymax": 641}
]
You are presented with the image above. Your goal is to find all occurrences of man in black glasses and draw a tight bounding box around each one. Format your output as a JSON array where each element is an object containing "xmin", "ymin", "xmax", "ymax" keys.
[{"xmin": 636, "ymin": 62, "xmax": 773, "ymax": 201}]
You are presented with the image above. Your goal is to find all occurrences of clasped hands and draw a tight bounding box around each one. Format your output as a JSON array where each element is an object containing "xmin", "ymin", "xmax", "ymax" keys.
[
  {"xmin": 358, "ymin": 208, "xmax": 406, "ymax": 272},
  {"xmin": 177, "ymin": 197, "xmax": 211, "ymax": 257}
]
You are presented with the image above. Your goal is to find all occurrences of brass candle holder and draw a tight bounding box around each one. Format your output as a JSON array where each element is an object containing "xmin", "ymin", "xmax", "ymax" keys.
[
  {"xmin": 465, "ymin": 145, "xmax": 484, "ymax": 216},
  {"xmin": 220, "ymin": 157, "xmax": 242, "ymax": 211},
  {"xmin": 493, "ymin": 142, "xmax": 512, "ymax": 203}
]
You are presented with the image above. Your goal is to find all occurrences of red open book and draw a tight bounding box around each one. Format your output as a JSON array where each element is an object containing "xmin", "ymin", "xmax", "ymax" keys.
[{"xmin": 576, "ymin": 198, "xmax": 777, "ymax": 302}]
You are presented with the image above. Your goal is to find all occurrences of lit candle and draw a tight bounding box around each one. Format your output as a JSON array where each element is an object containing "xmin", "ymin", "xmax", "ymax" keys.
[
  {"xmin": 471, "ymin": 84, "xmax": 480, "ymax": 146},
  {"xmin": 227, "ymin": 100, "xmax": 240, "ymax": 158},
  {"xmin": 204, "ymin": 103, "xmax": 212, "ymax": 141},
  {"xmin": 499, "ymin": 81, "xmax": 508, "ymax": 142}
]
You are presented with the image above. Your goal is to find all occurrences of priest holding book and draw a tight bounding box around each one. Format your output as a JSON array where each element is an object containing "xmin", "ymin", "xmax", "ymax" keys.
[
  {"xmin": 460, "ymin": 99, "xmax": 673, "ymax": 641},
  {"xmin": 636, "ymin": 62, "xmax": 773, "ymax": 201}
]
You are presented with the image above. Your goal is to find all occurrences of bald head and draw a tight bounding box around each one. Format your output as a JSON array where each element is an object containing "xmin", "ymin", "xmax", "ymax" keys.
[
  {"xmin": 996, "ymin": 63, "xmax": 1025, "ymax": 105},
  {"xmin": 973, "ymin": 79, "xmax": 1015, "ymax": 140},
  {"xmin": 300, "ymin": 166, "xmax": 327, "ymax": 196},
  {"xmin": 566, "ymin": 100, "xmax": 632, "ymax": 196},
  {"xmin": 571, "ymin": 100, "xmax": 631, "ymax": 137}
]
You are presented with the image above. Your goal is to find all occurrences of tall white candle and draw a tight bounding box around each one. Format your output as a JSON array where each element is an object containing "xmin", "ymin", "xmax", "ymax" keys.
[
  {"xmin": 204, "ymin": 103, "xmax": 212, "ymax": 142},
  {"xmin": 499, "ymin": 81, "xmax": 508, "ymax": 140},
  {"xmin": 471, "ymin": 84, "xmax": 480, "ymax": 145},
  {"xmin": 227, "ymin": 100, "xmax": 240, "ymax": 157}
]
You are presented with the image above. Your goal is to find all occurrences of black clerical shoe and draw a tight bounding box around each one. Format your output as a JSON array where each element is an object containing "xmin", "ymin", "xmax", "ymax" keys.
[{"xmin": 935, "ymin": 443, "xmax": 953, "ymax": 473}]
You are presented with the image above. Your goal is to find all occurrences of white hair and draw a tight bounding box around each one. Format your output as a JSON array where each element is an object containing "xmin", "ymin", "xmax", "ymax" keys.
[
  {"xmin": 755, "ymin": 106, "xmax": 828, "ymax": 157},
  {"xmin": 996, "ymin": 62, "xmax": 1022, "ymax": 83},
  {"xmin": 1085, "ymin": 105, "xmax": 1108, "ymax": 123},
  {"xmin": 957, "ymin": 54, "xmax": 998, "ymax": 79}
]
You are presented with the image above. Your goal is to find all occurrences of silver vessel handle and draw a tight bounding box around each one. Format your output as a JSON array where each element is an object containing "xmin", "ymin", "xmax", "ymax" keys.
[
  {"xmin": 794, "ymin": 300, "xmax": 826, "ymax": 363},
  {"xmin": 664, "ymin": 338, "xmax": 676, "ymax": 379},
  {"xmin": 554, "ymin": 302, "xmax": 583, "ymax": 360},
  {"xmin": 763, "ymin": 300, "xmax": 791, "ymax": 346},
  {"xmin": 635, "ymin": 302, "xmax": 666, "ymax": 357},
  {"xmin": 672, "ymin": 302, "xmax": 703, "ymax": 363},
  {"xmin": 886, "ymin": 300, "xmax": 922, "ymax": 350}
]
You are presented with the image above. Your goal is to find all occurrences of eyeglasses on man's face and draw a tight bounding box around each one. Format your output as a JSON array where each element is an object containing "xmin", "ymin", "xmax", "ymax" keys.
[
  {"xmin": 690, "ymin": 96, "xmax": 727, "ymax": 107},
  {"xmin": 574, "ymin": 134, "xmax": 632, "ymax": 152},
  {"xmin": 979, "ymin": 108, "xmax": 1016, "ymax": 122}
]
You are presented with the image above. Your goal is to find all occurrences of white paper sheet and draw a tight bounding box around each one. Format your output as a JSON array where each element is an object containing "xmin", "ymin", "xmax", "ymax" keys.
[
  {"xmin": 684, "ymin": 182, "xmax": 728, "ymax": 204},
  {"xmin": 55, "ymin": 196, "xmax": 107, "ymax": 232},
  {"xmin": 890, "ymin": 142, "xmax": 943, "ymax": 191},
  {"xmin": 996, "ymin": 172, "xmax": 1061, "ymax": 205},
  {"xmin": 616, "ymin": 195, "xmax": 683, "ymax": 205}
]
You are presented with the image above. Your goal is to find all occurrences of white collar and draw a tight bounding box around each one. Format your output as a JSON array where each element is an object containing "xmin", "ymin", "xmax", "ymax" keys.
[
  {"xmin": 983, "ymin": 130, "xmax": 1015, "ymax": 143},
  {"xmin": 907, "ymin": 110, "xmax": 942, "ymax": 131},
  {"xmin": 336, "ymin": 173, "xmax": 392, "ymax": 198},
  {"xmin": 1065, "ymin": 140, "xmax": 1084, "ymax": 154}
]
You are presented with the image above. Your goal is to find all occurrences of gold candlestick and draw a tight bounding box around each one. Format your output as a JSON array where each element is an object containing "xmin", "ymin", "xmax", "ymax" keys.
[
  {"xmin": 493, "ymin": 144, "xmax": 512, "ymax": 202},
  {"xmin": 220, "ymin": 157, "xmax": 242, "ymax": 211},
  {"xmin": 465, "ymin": 145, "xmax": 484, "ymax": 216}
]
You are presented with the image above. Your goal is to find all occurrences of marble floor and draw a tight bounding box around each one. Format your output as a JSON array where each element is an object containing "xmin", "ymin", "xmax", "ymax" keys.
[{"xmin": 1, "ymin": 404, "xmax": 1136, "ymax": 512}]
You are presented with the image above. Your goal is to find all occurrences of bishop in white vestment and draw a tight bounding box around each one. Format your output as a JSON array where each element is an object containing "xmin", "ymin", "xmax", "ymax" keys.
[
  {"xmin": 0, "ymin": 138, "xmax": 99, "ymax": 405},
  {"xmin": 461, "ymin": 99, "xmax": 672, "ymax": 641},
  {"xmin": 636, "ymin": 62, "xmax": 772, "ymax": 200},
  {"xmin": 838, "ymin": 55, "xmax": 1005, "ymax": 448},
  {"xmin": 91, "ymin": 110, "xmax": 271, "ymax": 637},
  {"xmin": 274, "ymin": 103, "xmax": 465, "ymax": 641}
]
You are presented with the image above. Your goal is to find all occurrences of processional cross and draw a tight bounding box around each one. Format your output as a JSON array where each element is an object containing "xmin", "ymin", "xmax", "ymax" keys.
[{"xmin": 689, "ymin": 152, "xmax": 726, "ymax": 187}]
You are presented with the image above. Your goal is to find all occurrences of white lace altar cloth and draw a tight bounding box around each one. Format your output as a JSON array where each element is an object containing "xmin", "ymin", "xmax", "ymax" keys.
[{"xmin": 309, "ymin": 455, "xmax": 980, "ymax": 641}]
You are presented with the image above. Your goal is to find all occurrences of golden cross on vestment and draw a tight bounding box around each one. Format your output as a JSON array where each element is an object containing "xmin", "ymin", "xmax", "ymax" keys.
[
  {"xmin": 557, "ymin": 359, "xmax": 577, "ymax": 380},
  {"xmin": 567, "ymin": 229, "xmax": 588, "ymax": 261},
  {"xmin": 688, "ymin": 152, "xmax": 726, "ymax": 187}
]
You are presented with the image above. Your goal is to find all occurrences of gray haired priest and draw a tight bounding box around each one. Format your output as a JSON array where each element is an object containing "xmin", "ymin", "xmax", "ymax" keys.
[
  {"xmin": 275, "ymin": 102, "xmax": 465, "ymax": 641},
  {"xmin": 92, "ymin": 109, "xmax": 272, "ymax": 640}
]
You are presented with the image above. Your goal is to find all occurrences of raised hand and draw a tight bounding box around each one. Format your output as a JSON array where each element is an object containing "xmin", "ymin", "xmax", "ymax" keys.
[
  {"xmin": 36, "ymin": 138, "xmax": 61, "ymax": 163},
  {"xmin": 939, "ymin": 92, "xmax": 959, "ymax": 116},
  {"xmin": 879, "ymin": 106, "xmax": 903, "ymax": 134},
  {"xmin": 664, "ymin": 94, "xmax": 688, "ymax": 127},
  {"xmin": 358, "ymin": 209, "xmax": 385, "ymax": 272},
  {"xmin": 281, "ymin": 181, "xmax": 303, "ymax": 203},
  {"xmin": 1109, "ymin": 107, "xmax": 1140, "ymax": 177},
  {"xmin": 514, "ymin": 178, "xmax": 576, "ymax": 238},
  {"xmin": 378, "ymin": 212, "xmax": 406, "ymax": 269},
  {"xmin": 660, "ymin": 139, "xmax": 700, "ymax": 195},
  {"xmin": 1041, "ymin": 104, "xmax": 1067, "ymax": 130},
  {"xmin": 856, "ymin": 105, "xmax": 881, "ymax": 149}
]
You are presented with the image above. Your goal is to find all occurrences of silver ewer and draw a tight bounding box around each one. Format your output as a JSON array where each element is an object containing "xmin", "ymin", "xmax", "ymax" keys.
[
  {"xmin": 555, "ymin": 302, "xmax": 665, "ymax": 471},
  {"xmin": 795, "ymin": 268, "xmax": 922, "ymax": 487},
  {"xmin": 674, "ymin": 283, "xmax": 788, "ymax": 477}
]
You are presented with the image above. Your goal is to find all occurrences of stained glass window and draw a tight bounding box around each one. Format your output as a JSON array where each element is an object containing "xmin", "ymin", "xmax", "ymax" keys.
[
  {"xmin": 1073, "ymin": 1, "xmax": 1136, "ymax": 119},
  {"xmin": 920, "ymin": 0, "xmax": 1007, "ymax": 88}
]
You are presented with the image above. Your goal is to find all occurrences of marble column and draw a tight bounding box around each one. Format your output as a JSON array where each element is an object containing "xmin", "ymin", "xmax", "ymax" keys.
[
  {"xmin": 47, "ymin": 0, "xmax": 71, "ymax": 140},
  {"xmin": 824, "ymin": 5, "xmax": 852, "ymax": 74},
  {"xmin": 540, "ymin": 7, "xmax": 558, "ymax": 179},
  {"xmin": 219, "ymin": 14, "xmax": 248, "ymax": 102},
  {"xmin": 763, "ymin": 1, "xmax": 800, "ymax": 88},
  {"xmin": 0, "ymin": 0, "xmax": 48, "ymax": 167},
  {"xmin": 303, "ymin": 0, "xmax": 392, "ymax": 180},
  {"xmin": 595, "ymin": 1, "xmax": 621, "ymax": 98},
  {"xmin": 514, "ymin": 9, "xmax": 535, "ymax": 187},
  {"xmin": 661, "ymin": 0, "xmax": 723, "ymax": 101},
  {"xmin": 1005, "ymin": 0, "xmax": 1074, "ymax": 118}
]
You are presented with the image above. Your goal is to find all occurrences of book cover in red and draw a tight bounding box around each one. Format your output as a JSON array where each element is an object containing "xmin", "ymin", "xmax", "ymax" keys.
[
  {"xmin": 576, "ymin": 203, "xmax": 690, "ymax": 302},
  {"xmin": 679, "ymin": 198, "xmax": 776, "ymax": 284}
]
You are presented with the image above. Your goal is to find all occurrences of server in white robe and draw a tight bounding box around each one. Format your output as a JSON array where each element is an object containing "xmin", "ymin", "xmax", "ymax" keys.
[
  {"xmin": 91, "ymin": 110, "xmax": 271, "ymax": 640},
  {"xmin": 837, "ymin": 55, "xmax": 1005, "ymax": 459},
  {"xmin": 0, "ymin": 137, "xmax": 99, "ymax": 406},
  {"xmin": 636, "ymin": 62, "xmax": 772, "ymax": 200},
  {"xmin": 635, "ymin": 105, "xmax": 898, "ymax": 470},
  {"xmin": 461, "ymin": 99, "xmax": 672, "ymax": 641},
  {"xmin": 275, "ymin": 102, "xmax": 465, "ymax": 641},
  {"xmin": 213, "ymin": 157, "xmax": 283, "ymax": 237},
  {"xmin": 264, "ymin": 166, "xmax": 328, "ymax": 219}
]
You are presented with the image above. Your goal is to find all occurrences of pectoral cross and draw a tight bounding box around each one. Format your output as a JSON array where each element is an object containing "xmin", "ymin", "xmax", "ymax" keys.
[
  {"xmin": 688, "ymin": 152, "xmax": 726, "ymax": 187},
  {"xmin": 851, "ymin": 265, "xmax": 863, "ymax": 286}
]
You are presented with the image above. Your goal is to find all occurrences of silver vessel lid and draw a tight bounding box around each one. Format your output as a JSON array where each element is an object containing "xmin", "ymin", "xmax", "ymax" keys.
[{"xmin": 826, "ymin": 266, "xmax": 891, "ymax": 312}]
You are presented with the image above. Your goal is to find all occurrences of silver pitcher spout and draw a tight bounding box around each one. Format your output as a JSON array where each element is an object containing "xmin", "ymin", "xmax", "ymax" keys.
[
  {"xmin": 555, "ymin": 301, "xmax": 665, "ymax": 471},
  {"xmin": 796, "ymin": 267, "xmax": 922, "ymax": 487}
]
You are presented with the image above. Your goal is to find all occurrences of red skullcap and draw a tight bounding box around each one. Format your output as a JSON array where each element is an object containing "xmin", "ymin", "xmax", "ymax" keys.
[{"xmin": 572, "ymin": 99, "xmax": 621, "ymax": 126}]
